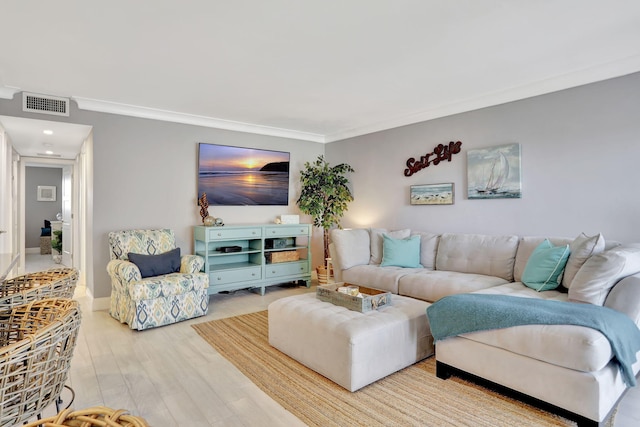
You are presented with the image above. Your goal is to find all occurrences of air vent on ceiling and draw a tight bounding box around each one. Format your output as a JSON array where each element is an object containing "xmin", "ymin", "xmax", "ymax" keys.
[
  {"xmin": 23, "ymin": 92, "xmax": 70, "ymax": 116},
  {"xmin": 36, "ymin": 152, "xmax": 62, "ymax": 158}
]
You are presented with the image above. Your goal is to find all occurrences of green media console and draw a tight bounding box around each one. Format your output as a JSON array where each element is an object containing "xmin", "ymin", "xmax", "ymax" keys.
[{"xmin": 194, "ymin": 224, "xmax": 312, "ymax": 295}]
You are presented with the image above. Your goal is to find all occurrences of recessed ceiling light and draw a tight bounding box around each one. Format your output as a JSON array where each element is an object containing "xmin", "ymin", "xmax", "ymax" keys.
[{"xmin": 43, "ymin": 129, "xmax": 53, "ymax": 135}]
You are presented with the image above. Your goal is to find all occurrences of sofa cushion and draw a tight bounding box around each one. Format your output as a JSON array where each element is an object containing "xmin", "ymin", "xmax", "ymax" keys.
[
  {"xmin": 466, "ymin": 283, "xmax": 613, "ymax": 373},
  {"xmin": 474, "ymin": 282, "xmax": 569, "ymax": 301},
  {"xmin": 370, "ymin": 228, "xmax": 410, "ymax": 264},
  {"xmin": 330, "ymin": 229, "xmax": 370, "ymax": 270},
  {"xmin": 513, "ymin": 236, "xmax": 573, "ymax": 283},
  {"xmin": 435, "ymin": 233, "xmax": 518, "ymax": 281},
  {"xmin": 380, "ymin": 234, "xmax": 422, "ymax": 268},
  {"xmin": 398, "ymin": 270, "xmax": 508, "ymax": 302},
  {"xmin": 460, "ymin": 323, "xmax": 613, "ymax": 373},
  {"xmin": 562, "ymin": 232, "xmax": 605, "ymax": 289},
  {"xmin": 129, "ymin": 271, "xmax": 209, "ymax": 300},
  {"xmin": 569, "ymin": 245, "xmax": 640, "ymax": 305},
  {"xmin": 411, "ymin": 231, "xmax": 440, "ymax": 269},
  {"xmin": 342, "ymin": 265, "xmax": 422, "ymax": 294},
  {"xmin": 128, "ymin": 248, "xmax": 181, "ymax": 278},
  {"xmin": 521, "ymin": 239, "xmax": 570, "ymax": 292}
]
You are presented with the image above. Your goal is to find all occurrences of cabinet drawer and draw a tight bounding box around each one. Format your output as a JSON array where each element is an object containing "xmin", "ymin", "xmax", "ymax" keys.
[
  {"xmin": 209, "ymin": 267, "xmax": 262, "ymax": 285},
  {"xmin": 208, "ymin": 227, "xmax": 262, "ymax": 240},
  {"xmin": 265, "ymin": 261, "xmax": 309, "ymax": 278},
  {"xmin": 264, "ymin": 225, "xmax": 309, "ymax": 237}
]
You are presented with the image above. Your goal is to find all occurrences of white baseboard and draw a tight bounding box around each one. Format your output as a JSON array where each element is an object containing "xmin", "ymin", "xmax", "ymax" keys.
[{"xmin": 85, "ymin": 286, "xmax": 111, "ymax": 311}]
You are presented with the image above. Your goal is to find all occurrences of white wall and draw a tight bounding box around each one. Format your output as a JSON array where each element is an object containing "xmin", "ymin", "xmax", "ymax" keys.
[{"xmin": 326, "ymin": 72, "xmax": 640, "ymax": 243}]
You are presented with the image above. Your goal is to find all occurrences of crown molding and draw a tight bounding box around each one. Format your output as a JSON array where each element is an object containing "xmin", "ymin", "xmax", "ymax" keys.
[
  {"xmin": 0, "ymin": 86, "xmax": 20, "ymax": 100},
  {"xmin": 325, "ymin": 54, "xmax": 640, "ymax": 142},
  {"xmin": 72, "ymin": 97, "xmax": 326, "ymax": 143}
]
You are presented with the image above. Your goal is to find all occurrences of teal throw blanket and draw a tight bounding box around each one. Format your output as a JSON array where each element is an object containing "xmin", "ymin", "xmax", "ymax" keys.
[{"xmin": 426, "ymin": 294, "xmax": 640, "ymax": 386}]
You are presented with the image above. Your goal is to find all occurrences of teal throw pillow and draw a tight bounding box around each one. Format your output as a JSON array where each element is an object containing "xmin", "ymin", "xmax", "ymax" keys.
[
  {"xmin": 522, "ymin": 239, "xmax": 571, "ymax": 291},
  {"xmin": 380, "ymin": 234, "xmax": 422, "ymax": 268}
]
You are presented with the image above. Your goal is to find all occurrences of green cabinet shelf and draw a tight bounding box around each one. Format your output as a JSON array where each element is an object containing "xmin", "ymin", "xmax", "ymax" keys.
[{"xmin": 194, "ymin": 224, "xmax": 312, "ymax": 295}]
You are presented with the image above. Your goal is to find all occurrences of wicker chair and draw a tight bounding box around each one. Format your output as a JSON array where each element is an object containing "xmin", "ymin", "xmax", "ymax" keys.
[
  {"xmin": 0, "ymin": 298, "xmax": 81, "ymax": 427},
  {"xmin": 0, "ymin": 267, "xmax": 79, "ymax": 311}
]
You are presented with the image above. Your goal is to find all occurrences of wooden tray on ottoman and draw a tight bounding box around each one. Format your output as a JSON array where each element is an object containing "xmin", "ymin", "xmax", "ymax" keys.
[{"xmin": 317, "ymin": 283, "xmax": 392, "ymax": 313}]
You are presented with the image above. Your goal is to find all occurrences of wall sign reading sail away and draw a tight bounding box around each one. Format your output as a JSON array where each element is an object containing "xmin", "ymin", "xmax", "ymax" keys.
[{"xmin": 467, "ymin": 143, "xmax": 522, "ymax": 199}]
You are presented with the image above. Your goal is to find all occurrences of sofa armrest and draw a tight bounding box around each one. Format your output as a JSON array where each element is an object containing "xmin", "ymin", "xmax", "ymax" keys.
[
  {"xmin": 605, "ymin": 273, "xmax": 640, "ymax": 327},
  {"xmin": 106, "ymin": 259, "xmax": 142, "ymax": 291},
  {"xmin": 328, "ymin": 243, "xmax": 343, "ymax": 282},
  {"xmin": 181, "ymin": 255, "xmax": 205, "ymax": 274}
]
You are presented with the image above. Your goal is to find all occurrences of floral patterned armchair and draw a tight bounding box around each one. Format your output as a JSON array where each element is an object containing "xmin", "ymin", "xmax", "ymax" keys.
[{"xmin": 107, "ymin": 229, "xmax": 209, "ymax": 330}]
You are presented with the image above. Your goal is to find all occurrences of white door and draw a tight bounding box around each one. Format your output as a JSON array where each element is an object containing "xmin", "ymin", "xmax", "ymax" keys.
[
  {"xmin": 61, "ymin": 165, "xmax": 72, "ymax": 266},
  {"xmin": 0, "ymin": 127, "xmax": 11, "ymax": 253}
]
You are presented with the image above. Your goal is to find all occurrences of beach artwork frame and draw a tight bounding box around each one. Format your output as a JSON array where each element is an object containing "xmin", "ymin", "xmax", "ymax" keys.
[
  {"xmin": 467, "ymin": 143, "xmax": 522, "ymax": 199},
  {"xmin": 410, "ymin": 183, "xmax": 454, "ymax": 205},
  {"xmin": 198, "ymin": 143, "xmax": 290, "ymax": 206}
]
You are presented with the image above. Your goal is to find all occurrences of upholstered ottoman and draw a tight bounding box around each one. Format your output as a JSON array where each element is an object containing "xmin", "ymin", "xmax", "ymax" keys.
[{"xmin": 268, "ymin": 292, "xmax": 433, "ymax": 391}]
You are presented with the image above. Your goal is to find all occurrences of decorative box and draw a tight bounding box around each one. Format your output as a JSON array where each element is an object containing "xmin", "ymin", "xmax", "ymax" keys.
[
  {"xmin": 279, "ymin": 214, "xmax": 300, "ymax": 224},
  {"xmin": 265, "ymin": 251, "xmax": 300, "ymax": 264},
  {"xmin": 265, "ymin": 238, "xmax": 293, "ymax": 249},
  {"xmin": 316, "ymin": 283, "xmax": 392, "ymax": 313}
]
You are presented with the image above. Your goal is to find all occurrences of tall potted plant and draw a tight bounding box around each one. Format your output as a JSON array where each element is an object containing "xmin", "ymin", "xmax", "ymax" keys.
[{"xmin": 297, "ymin": 155, "xmax": 354, "ymax": 279}]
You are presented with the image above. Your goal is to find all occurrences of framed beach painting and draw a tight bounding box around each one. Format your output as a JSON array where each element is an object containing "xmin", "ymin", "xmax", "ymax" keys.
[
  {"xmin": 198, "ymin": 143, "xmax": 290, "ymax": 205},
  {"xmin": 467, "ymin": 143, "xmax": 522, "ymax": 199},
  {"xmin": 410, "ymin": 183, "xmax": 454, "ymax": 205}
]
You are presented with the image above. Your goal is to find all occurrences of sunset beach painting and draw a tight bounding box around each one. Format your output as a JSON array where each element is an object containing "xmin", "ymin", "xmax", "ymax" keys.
[{"xmin": 198, "ymin": 143, "xmax": 290, "ymax": 205}]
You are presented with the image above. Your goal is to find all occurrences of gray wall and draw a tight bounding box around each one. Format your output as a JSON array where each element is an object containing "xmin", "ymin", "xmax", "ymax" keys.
[
  {"xmin": 325, "ymin": 72, "xmax": 640, "ymax": 244},
  {"xmin": 25, "ymin": 166, "xmax": 62, "ymax": 248},
  {"xmin": 0, "ymin": 98, "xmax": 324, "ymax": 299},
  {"xmin": 3, "ymin": 71, "xmax": 639, "ymax": 300}
]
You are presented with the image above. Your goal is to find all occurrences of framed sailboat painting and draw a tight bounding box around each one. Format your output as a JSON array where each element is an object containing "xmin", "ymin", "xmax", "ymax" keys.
[{"xmin": 467, "ymin": 143, "xmax": 522, "ymax": 199}]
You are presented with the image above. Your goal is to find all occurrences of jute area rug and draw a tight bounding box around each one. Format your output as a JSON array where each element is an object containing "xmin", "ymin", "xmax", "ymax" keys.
[{"xmin": 192, "ymin": 311, "xmax": 574, "ymax": 427}]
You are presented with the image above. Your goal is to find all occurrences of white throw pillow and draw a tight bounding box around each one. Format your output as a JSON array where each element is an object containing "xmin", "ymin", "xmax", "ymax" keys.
[
  {"xmin": 411, "ymin": 231, "xmax": 440, "ymax": 269},
  {"xmin": 369, "ymin": 228, "xmax": 410, "ymax": 264},
  {"xmin": 562, "ymin": 232, "xmax": 605, "ymax": 289},
  {"xmin": 569, "ymin": 245, "xmax": 640, "ymax": 305},
  {"xmin": 330, "ymin": 229, "xmax": 371, "ymax": 270}
]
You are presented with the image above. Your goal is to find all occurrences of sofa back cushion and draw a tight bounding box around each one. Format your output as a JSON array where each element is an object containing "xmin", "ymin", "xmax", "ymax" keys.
[
  {"xmin": 411, "ymin": 231, "xmax": 440, "ymax": 269},
  {"xmin": 330, "ymin": 229, "xmax": 371, "ymax": 270},
  {"xmin": 435, "ymin": 233, "xmax": 519, "ymax": 281},
  {"xmin": 513, "ymin": 236, "xmax": 573, "ymax": 282}
]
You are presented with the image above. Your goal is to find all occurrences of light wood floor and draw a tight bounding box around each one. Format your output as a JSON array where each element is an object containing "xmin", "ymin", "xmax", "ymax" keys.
[{"xmin": 22, "ymin": 254, "xmax": 640, "ymax": 426}]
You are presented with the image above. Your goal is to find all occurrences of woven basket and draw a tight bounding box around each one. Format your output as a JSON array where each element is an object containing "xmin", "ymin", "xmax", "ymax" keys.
[
  {"xmin": 22, "ymin": 406, "xmax": 149, "ymax": 427},
  {"xmin": 0, "ymin": 298, "xmax": 81, "ymax": 427},
  {"xmin": 0, "ymin": 267, "xmax": 79, "ymax": 311}
]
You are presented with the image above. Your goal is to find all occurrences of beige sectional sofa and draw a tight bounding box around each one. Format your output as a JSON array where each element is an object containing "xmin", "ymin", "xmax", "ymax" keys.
[{"xmin": 329, "ymin": 228, "xmax": 640, "ymax": 427}]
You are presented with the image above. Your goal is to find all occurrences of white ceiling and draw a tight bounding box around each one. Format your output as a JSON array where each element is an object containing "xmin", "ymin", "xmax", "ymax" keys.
[{"xmin": 2, "ymin": 0, "xmax": 640, "ymax": 155}]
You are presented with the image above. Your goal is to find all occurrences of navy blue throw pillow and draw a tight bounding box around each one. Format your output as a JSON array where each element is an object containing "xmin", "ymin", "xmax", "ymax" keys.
[
  {"xmin": 41, "ymin": 227, "xmax": 52, "ymax": 236},
  {"xmin": 128, "ymin": 248, "xmax": 181, "ymax": 278}
]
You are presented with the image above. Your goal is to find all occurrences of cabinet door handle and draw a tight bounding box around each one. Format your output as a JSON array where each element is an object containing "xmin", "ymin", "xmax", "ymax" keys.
[{"xmin": 217, "ymin": 277, "xmax": 222, "ymax": 281}]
